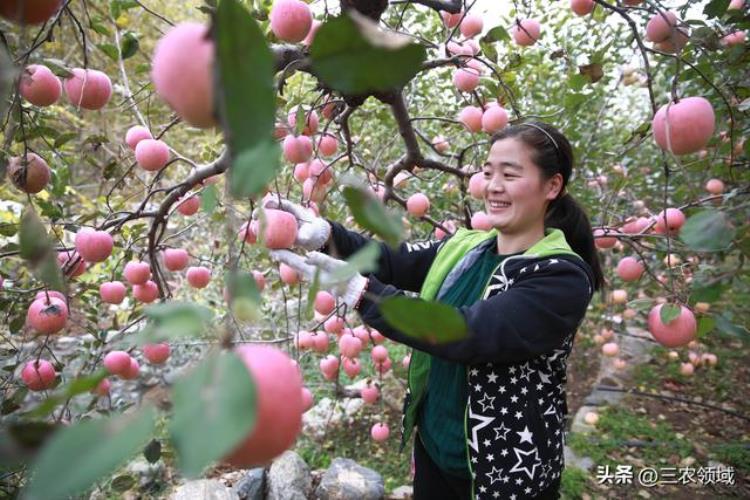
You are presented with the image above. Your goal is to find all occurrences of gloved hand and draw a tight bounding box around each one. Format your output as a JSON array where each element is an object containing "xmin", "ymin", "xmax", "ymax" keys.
[
  {"xmin": 270, "ymin": 250, "xmax": 368, "ymax": 309},
  {"xmin": 257, "ymin": 197, "xmax": 331, "ymax": 251}
]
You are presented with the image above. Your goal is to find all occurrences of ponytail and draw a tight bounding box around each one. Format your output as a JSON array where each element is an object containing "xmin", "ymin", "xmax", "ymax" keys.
[{"xmin": 545, "ymin": 193, "xmax": 605, "ymax": 291}]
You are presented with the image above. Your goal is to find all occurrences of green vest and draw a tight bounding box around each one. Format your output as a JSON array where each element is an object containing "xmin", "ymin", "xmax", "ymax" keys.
[{"xmin": 402, "ymin": 227, "xmax": 580, "ymax": 450}]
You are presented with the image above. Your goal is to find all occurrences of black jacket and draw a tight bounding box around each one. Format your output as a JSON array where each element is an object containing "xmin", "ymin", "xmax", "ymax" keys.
[{"xmin": 326, "ymin": 221, "xmax": 595, "ymax": 499}]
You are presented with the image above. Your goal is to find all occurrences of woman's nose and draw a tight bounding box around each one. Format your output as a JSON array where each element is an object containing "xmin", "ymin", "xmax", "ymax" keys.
[{"xmin": 487, "ymin": 175, "xmax": 504, "ymax": 192}]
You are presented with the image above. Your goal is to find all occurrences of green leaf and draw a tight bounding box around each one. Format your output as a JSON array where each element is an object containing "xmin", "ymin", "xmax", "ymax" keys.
[
  {"xmin": 305, "ymin": 269, "xmax": 321, "ymax": 320},
  {"xmin": 0, "ymin": 44, "xmax": 15, "ymax": 121},
  {"xmin": 229, "ymin": 139, "xmax": 281, "ymax": 198},
  {"xmin": 19, "ymin": 208, "xmax": 50, "ymax": 262},
  {"xmin": 120, "ymin": 32, "xmax": 139, "ymax": 59},
  {"xmin": 136, "ymin": 302, "xmax": 213, "ymax": 344},
  {"xmin": 144, "ymin": 439, "xmax": 161, "ymax": 464},
  {"xmin": 703, "ymin": 0, "xmax": 731, "ymax": 18},
  {"xmin": 110, "ymin": 474, "xmax": 136, "ymax": 492},
  {"xmin": 97, "ymin": 43, "xmax": 119, "ymax": 62},
  {"xmin": 379, "ymin": 296, "xmax": 468, "ymax": 343},
  {"xmin": 483, "ymin": 26, "xmax": 510, "ymax": 43},
  {"xmin": 25, "ymin": 371, "xmax": 108, "ymax": 418},
  {"xmin": 215, "ymin": 0, "xmax": 278, "ymax": 199},
  {"xmin": 341, "ymin": 185, "xmax": 403, "ymax": 248},
  {"xmin": 714, "ymin": 313, "xmax": 749, "ymax": 341},
  {"xmin": 226, "ymin": 270, "xmax": 261, "ymax": 303},
  {"xmin": 24, "ymin": 406, "xmax": 156, "ymax": 500},
  {"xmin": 690, "ymin": 280, "xmax": 728, "ymax": 303},
  {"xmin": 35, "ymin": 252, "xmax": 65, "ymax": 292},
  {"xmin": 679, "ymin": 209, "xmax": 736, "ymax": 252},
  {"xmin": 310, "ymin": 13, "xmax": 427, "ymax": 94},
  {"xmin": 201, "ymin": 184, "xmax": 219, "ymax": 215},
  {"xmin": 328, "ymin": 241, "xmax": 380, "ymax": 282},
  {"xmin": 697, "ymin": 316, "xmax": 716, "ymax": 337},
  {"xmin": 170, "ymin": 351, "xmax": 257, "ymax": 477},
  {"xmin": 660, "ymin": 303, "xmax": 681, "ymax": 325}
]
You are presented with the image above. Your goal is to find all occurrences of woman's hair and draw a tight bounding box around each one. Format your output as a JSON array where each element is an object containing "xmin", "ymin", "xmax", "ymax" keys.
[{"xmin": 490, "ymin": 121, "xmax": 604, "ymax": 291}]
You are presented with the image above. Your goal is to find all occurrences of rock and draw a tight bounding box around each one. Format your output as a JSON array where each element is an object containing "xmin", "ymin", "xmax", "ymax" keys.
[
  {"xmin": 171, "ymin": 479, "xmax": 239, "ymax": 500},
  {"xmin": 563, "ymin": 446, "xmax": 594, "ymax": 471},
  {"xmin": 315, "ymin": 458, "xmax": 384, "ymax": 500},
  {"xmin": 303, "ymin": 397, "xmax": 364, "ymax": 439},
  {"xmin": 267, "ymin": 451, "xmax": 311, "ymax": 500},
  {"xmin": 388, "ymin": 485, "xmax": 413, "ymax": 499},
  {"xmin": 233, "ymin": 468, "xmax": 265, "ymax": 500},
  {"xmin": 125, "ymin": 457, "xmax": 165, "ymax": 488}
]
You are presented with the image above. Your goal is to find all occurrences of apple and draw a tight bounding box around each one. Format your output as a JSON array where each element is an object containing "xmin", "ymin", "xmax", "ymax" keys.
[
  {"xmin": 163, "ymin": 248, "xmax": 190, "ymax": 271},
  {"xmin": 27, "ymin": 297, "xmax": 68, "ymax": 334},
  {"xmin": 652, "ymin": 97, "xmax": 715, "ymax": 155},
  {"xmin": 19, "ymin": 64, "xmax": 62, "ymax": 106},
  {"xmin": 124, "ymin": 261, "xmax": 151, "ymax": 285},
  {"xmin": 152, "ymin": 23, "xmax": 215, "ymax": 128},
  {"xmin": 143, "ymin": 343, "xmax": 171, "ymax": 364},
  {"xmin": 21, "ymin": 359, "xmax": 57, "ymax": 391},
  {"xmin": 0, "ymin": 0, "xmax": 63, "ymax": 24},
  {"xmin": 361, "ymin": 383, "xmax": 379, "ymax": 404},
  {"xmin": 459, "ymin": 14, "xmax": 483, "ymax": 38},
  {"xmin": 406, "ymin": 193, "xmax": 430, "ymax": 217},
  {"xmin": 7, "ymin": 152, "xmax": 51, "ymax": 194},
  {"xmin": 458, "ymin": 106, "xmax": 483, "ymax": 133},
  {"xmin": 75, "ymin": 228, "xmax": 114, "ymax": 263},
  {"xmin": 258, "ymin": 209, "xmax": 298, "ymax": 249},
  {"xmin": 269, "ymin": 0, "xmax": 312, "ymax": 43},
  {"xmin": 135, "ymin": 139, "xmax": 170, "ymax": 171},
  {"xmin": 371, "ymin": 423, "xmax": 390, "ymax": 442},
  {"xmin": 222, "ymin": 346, "xmax": 304, "ymax": 467},
  {"xmin": 616, "ymin": 257, "xmax": 644, "ymax": 282},
  {"xmin": 512, "ymin": 19, "xmax": 541, "ymax": 46},
  {"xmin": 103, "ymin": 351, "xmax": 132, "ymax": 375},
  {"xmin": 64, "ymin": 68, "xmax": 112, "ymax": 110},
  {"xmin": 133, "ymin": 280, "xmax": 159, "ymax": 303},
  {"xmin": 186, "ymin": 266, "xmax": 211, "ymax": 288},
  {"xmin": 314, "ymin": 291, "xmax": 336, "ymax": 315},
  {"xmin": 647, "ymin": 304, "xmax": 697, "ymax": 347},
  {"xmin": 177, "ymin": 195, "xmax": 201, "ymax": 216},
  {"xmin": 125, "ymin": 125, "xmax": 153, "ymax": 150},
  {"xmin": 100, "ymin": 281, "xmax": 127, "ymax": 304}
]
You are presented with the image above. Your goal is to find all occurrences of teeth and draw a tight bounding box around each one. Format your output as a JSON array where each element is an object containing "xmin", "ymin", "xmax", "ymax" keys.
[{"xmin": 489, "ymin": 201, "xmax": 510, "ymax": 208}]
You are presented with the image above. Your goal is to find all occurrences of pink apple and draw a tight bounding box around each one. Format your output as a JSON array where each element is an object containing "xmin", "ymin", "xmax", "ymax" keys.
[
  {"xmin": 186, "ymin": 266, "xmax": 211, "ymax": 288},
  {"xmin": 458, "ymin": 106, "xmax": 483, "ymax": 133},
  {"xmin": 19, "ymin": 64, "xmax": 62, "ymax": 106},
  {"xmin": 471, "ymin": 211, "xmax": 493, "ymax": 230},
  {"xmin": 361, "ymin": 383, "xmax": 379, "ymax": 404},
  {"xmin": 177, "ymin": 195, "xmax": 200, "ymax": 216},
  {"xmin": 616, "ymin": 257, "xmax": 644, "ymax": 282},
  {"xmin": 133, "ymin": 280, "xmax": 159, "ymax": 303},
  {"xmin": 103, "ymin": 351, "xmax": 132, "ymax": 375},
  {"xmin": 371, "ymin": 423, "xmax": 390, "ymax": 442},
  {"xmin": 406, "ymin": 193, "xmax": 430, "ymax": 217},
  {"xmin": 163, "ymin": 248, "xmax": 190, "ymax": 271},
  {"xmin": 100, "ymin": 281, "xmax": 127, "ymax": 304},
  {"xmin": 648, "ymin": 304, "xmax": 697, "ymax": 348},
  {"xmin": 314, "ymin": 291, "xmax": 336, "ymax": 315},
  {"xmin": 21, "ymin": 359, "xmax": 56, "ymax": 391},
  {"xmin": 125, "ymin": 125, "xmax": 153, "ymax": 150},
  {"xmin": 27, "ymin": 297, "xmax": 68, "ymax": 334},
  {"xmin": 652, "ymin": 97, "xmax": 715, "ymax": 155},
  {"xmin": 75, "ymin": 228, "xmax": 114, "ymax": 263},
  {"xmin": 512, "ymin": 19, "xmax": 541, "ymax": 46},
  {"xmin": 143, "ymin": 343, "xmax": 171, "ymax": 364},
  {"xmin": 459, "ymin": 14, "xmax": 483, "ymax": 38},
  {"xmin": 481, "ymin": 104, "xmax": 509, "ymax": 133},
  {"xmin": 64, "ymin": 68, "xmax": 112, "ymax": 110},
  {"xmin": 269, "ymin": 0, "xmax": 312, "ymax": 43},
  {"xmin": 135, "ymin": 139, "xmax": 170, "ymax": 171},
  {"xmin": 124, "ymin": 261, "xmax": 151, "ymax": 285}
]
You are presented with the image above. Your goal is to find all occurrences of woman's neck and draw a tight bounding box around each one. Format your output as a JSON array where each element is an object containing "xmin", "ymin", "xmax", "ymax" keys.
[{"xmin": 496, "ymin": 226, "xmax": 546, "ymax": 255}]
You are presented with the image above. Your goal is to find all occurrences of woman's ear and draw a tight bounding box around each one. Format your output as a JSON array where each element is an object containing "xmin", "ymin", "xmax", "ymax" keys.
[{"xmin": 545, "ymin": 173, "xmax": 564, "ymax": 201}]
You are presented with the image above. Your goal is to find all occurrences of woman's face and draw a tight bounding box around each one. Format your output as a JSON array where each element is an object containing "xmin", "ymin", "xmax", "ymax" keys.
[{"xmin": 482, "ymin": 138, "xmax": 563, "ymax": 234}]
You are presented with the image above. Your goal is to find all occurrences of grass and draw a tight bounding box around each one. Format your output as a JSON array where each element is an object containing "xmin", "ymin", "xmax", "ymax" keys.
[
  {"xmin": 567, "ymin": 406, "xmax": 693, "ymax": 467},
  {"xmin": 560, "ymin": 466, "xmax": 589, "ymax": 499}
]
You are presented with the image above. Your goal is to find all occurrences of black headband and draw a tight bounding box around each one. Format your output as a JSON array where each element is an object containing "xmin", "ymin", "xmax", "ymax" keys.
[{"xmin": 520, "ymin": 122, "xmax": 561, "ymax": 153}]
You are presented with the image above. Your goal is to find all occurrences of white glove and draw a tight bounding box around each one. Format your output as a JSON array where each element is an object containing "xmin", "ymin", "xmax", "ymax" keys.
[
  {"xmin": 259, "ymin": 197, "xmax": 331, "ymax": 251},
  {"xmin": 270, "ymin": 250, "xmax": 368, "ymax": 309}
]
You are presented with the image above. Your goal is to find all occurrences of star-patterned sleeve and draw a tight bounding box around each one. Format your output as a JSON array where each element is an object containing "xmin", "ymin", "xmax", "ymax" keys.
[
  {"xmin": 356, "ymin": 258, "xmax": 593, "ymax": 365},
  {"xmin": 325, "ymin": 220, "xmax": 447, "ymax": 293}
]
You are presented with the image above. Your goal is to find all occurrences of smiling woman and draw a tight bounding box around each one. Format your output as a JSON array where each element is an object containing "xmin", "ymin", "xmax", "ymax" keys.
[{"xmin": 270, "ymin": 121, "xmax": 606, "ymax": 499}]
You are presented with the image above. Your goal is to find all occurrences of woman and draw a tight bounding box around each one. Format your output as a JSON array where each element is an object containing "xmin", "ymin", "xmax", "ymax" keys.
[{"xmin": 270, "ymin": 122, "xmax": 604, "ymax": 500}]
